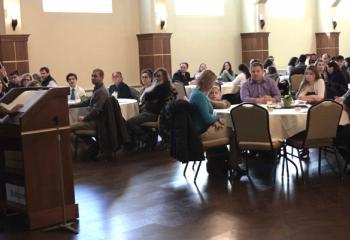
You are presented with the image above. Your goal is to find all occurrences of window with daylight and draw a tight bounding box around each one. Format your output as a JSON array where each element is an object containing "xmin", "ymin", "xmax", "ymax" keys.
[
  {"xmin": 175, "ymin": 0, "xmax": 224, "ymax": 16},
  {"xmin": 42, "ymin": 0, "xmax": 113, "ymax": 13}
]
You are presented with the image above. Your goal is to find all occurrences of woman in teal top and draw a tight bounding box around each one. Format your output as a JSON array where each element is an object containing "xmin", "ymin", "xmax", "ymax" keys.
[
  {"xmin": 189, "ymin": 70, "xmax": 223, "ymax": 133},
  {"xmin": 189, "ymin": 88, "xmax": 219, "ymax": 133},
  {"xmin": 219, "ymin": 61, "xmax": 235, "ymax": 82},
  {"xmin": 189, "ymin": 70, "xmax": 245, "ymax": 176}
]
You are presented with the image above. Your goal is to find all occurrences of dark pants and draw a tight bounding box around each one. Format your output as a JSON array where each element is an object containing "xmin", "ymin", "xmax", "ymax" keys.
[
  {"xmin": 126, "ymin": 111, "xmax": 158, "ymax": 145},
  {"xmin": 336, "ymin": 125, "xmax": 350, "ymax": 161}
]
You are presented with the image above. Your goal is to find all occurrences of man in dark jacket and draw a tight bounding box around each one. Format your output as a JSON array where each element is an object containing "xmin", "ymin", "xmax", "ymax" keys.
[
  {"xmin": 71, "ymin": 68, "xmax": 109, "ymax": 131},
  {"xmin": 108, "ymin": 71, "xmax": 132, "ymax": 98},
  {"xmin": 172, "ymin": 62, "xmax": 192, "ymax": 86}
]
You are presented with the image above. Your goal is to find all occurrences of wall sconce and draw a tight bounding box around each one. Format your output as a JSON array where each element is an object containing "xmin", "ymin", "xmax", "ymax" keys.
[
  {"xmin": 160, "ymin": 19, "xmax": 165, "ymax": 30},
  {"xmin": 11, "ymin": 18, "xmax": 18, "ymax": 31},
  {"xmin": 259, "ymin": 15, "xmax": 265, "ymax": 30},
  {"xmin": 332, "ymin": 18, "xmax": 337, "ymax": 30}
]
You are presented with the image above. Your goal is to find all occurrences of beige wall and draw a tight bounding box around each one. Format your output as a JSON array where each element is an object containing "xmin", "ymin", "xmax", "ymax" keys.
[
  {"xmin": 337, "ymin": 0, "xmax": 350, "ymax": 57},
  {"xmin": 18, "ymin": 0, "xmax": 140, "ymax": 89},
  {"xmin": 4, "ymin": 0, "xmax": 350, "ymax": 89},
  {"xmin": 339, "ymin": 21, "xmax": 350, "ymax": 57},
  {"xmin": 165, "ymin": 0, "xmax": 242, "ymax": 76},
  {"xmin": 265, "ymin": 0, "xmax": 317, "ymax": 70}
]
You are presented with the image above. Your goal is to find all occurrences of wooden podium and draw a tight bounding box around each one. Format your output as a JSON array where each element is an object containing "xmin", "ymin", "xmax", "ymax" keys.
[{"xmin": 0, "ymin": 88, "xmax": 79, "ymax": 230}]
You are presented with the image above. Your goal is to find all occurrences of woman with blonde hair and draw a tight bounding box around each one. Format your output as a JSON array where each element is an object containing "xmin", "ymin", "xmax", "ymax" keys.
[
  {"xmin": 296, "ymin": 65, "xmax": 325, "ymax": 104},
  {"xmin": 189, "ymin": 70, "xmax": 244, "ymax": 175}
]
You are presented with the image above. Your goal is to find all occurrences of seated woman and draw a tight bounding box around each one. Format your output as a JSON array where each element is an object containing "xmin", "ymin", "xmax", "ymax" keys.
[
  {"xmin": 287, "ymin": 57, "xmax": 298, "ymax": 76},
  {"xmin": 295, "ymin": 65, "xmax": 325, "ymax": 104},
  {"xmin": 189, "ymin": 70, "xmax": 244, "ymax": 175},
  {"xmin": 326, "ymin": 61, "xmax": 348, "ymax": 99},
  {"xmin": 192, "ymin": 63, "xmax": 207, "ymax": 83},
  {"xmin": 315, "ymin": 58, "xmax": 326, "ymax": 80},
  {"xmin": 265, "ymin": 66, "xmax": 280, "ymax": 83},
  {"xmin": 219, "ymin": 61, "xmax": 235, "ymax": 82},
  {"xmin": 139, "ymin": 68, "xmax": 155, "ymax": 106},
  {"xmin": 232, "ymin": 64, "xmax": 250, "ymax": 88},
  {"xmin": 208, "ymin": 83, "xmax": 231, "ymax": 109},
  {"xmin": 126, "ymin": 68, "xmax": 175, "ymax": 149}
]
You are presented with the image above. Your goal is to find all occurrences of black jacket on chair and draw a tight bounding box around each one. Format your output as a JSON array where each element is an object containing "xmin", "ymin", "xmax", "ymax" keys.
[
  {"xmin": 96, "ymin": 97, "xmax": 130, "ymax": 156},
  {"xmin": 169, "ymin": 100, "xmax": 204, "ymax": 163}
]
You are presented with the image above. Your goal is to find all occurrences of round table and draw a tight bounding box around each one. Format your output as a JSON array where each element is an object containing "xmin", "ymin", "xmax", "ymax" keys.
[
  {"xmin": 185, "ymin": 83, "xmax": 239, "ymax": 97},
  {"xmin": 214, "ymin": 105, "xmax": 309, "ymax": 141},
  {"xmin": 214, "ymin": 105, "xmax": 350, "ymax": 141},
  {"xmin": 69, "ymin": 98, "xmax": 139, "ymax": 123},
  {"xmin": 116, "ymin": 98, "xmax": 139, "ymax": 120}
]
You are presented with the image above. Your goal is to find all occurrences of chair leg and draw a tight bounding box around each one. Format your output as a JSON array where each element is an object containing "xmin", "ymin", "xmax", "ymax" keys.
[
  {"xmin": 74, "ymin": 136, "xmax": 79, "ymax": 161},
  {"xmin": 272, "ymin": 150, "xmax": 279, "ymax": 183},
  {"xmin": 183, "ymin": 162, "xmax": 189, "ymax": 176},
  {"xmin": 318, "ymin": 147, "xmax": 322, "ymax": 176},
  {"xmin": 282, "ymin": 147, "xmax": 286, "ymax": 178},
  {"xmin": 297, "ymin": 150, "xmax": 305, "ymax": 182},
  {"xmin": 245, "ymin": 152, "xmax": 249, "ymax": 176},
  {"xmin": 344, "ymin": 161, "xmax": 349, "ymax": 175},
  {"xmin": 192, "ymin": 161, "xmax": 196, "ymax": 170},
  {"xmin": 333, "ymin": 146, "xmax": 342, "ymax": 178},
  {"xmin": 194, "ymin": 160, "xmax": 202, "ymax": 182}
]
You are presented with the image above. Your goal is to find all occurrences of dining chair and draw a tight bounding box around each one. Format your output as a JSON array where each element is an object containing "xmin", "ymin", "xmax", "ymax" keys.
[
  {"xmin": 230, "ymin": 103, "xmax": 288, "ymax": 181},
  {"xmin": 173, "ymin": 81, "xmax": 187, "ymax": 100},
  {"xmin": 290, "ymin": 74, "xmax": 304, "ymax": 95},
  {"xmin": 285, "ymin": 100, "xmax": 343, "ymax": 180}
]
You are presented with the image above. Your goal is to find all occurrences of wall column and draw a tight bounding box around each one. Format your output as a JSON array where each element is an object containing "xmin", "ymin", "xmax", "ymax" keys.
[
  {"xmin": 137, "ymin": 33, "xmax": 172, "ymax": 75},
  {"xmin": 315, "ymin": 0, "xmax": 341, "ymax": 57},
  {"xmin": 137, "ymin": 0, "xmax": 172, "ymax": 75},
  {"xmin": 240, "ymin": 0, "xmax": 269, "ymax": 65}
]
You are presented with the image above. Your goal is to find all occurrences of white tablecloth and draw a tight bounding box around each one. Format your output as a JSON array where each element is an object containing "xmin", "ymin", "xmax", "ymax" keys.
[
  {"xmin": 215, "ymin": 105, "xmax": 350, "ymax": 141},
  {"xmin": 69, "ymin": 98, "xmax": 139, "ymax": 123},
  {"xmin": 214, "ymin": 105, "xmax": 308, "ymax": 141},
  {"xmin": 116, "ymin": 98, "xmax": 139, "ymax": 120},
  {"xmin": 185, "ymin": 83, "xmax": 239, "ymax": 97}
]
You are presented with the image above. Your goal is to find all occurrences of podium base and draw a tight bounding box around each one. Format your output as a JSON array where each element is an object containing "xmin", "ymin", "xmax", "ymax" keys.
[{"xmin": 43, "ymin": 221, "xmax": 79, "ymax": 234}]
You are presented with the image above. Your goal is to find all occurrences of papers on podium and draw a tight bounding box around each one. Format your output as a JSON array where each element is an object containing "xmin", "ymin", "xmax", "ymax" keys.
[{"xmin": 0, "ymin": 90, "xmax": 47, "ymax": 113}]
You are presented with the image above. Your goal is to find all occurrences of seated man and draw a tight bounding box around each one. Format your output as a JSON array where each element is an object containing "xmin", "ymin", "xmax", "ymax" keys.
[
  {"xmin": 71, "ymin": 68, "xmax": 108, "ymax": 132},
  {"xmin": 40, "ymin": 67, "xmax": 58, "ymax": 87},
  {"xmin": 240, "ymin": 62, "xmax": 281, "ymax": 104},
  {"xmin": 172, "ymin": 62, "xmax": 192, "ymax": 86},
  {"xmin": 108, "ymin": 71, "xmax": 132, "ymax": 99},
  {"xmin": 208, "ymin": 83, "xmax": 231, "ymax": 109},
  {"xmin": 66, "ymin": 73, "xmax": 86, "ymax": 102}
]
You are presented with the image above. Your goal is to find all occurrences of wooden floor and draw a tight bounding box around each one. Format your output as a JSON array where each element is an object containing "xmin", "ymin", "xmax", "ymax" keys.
[{"xmin": 1, "ymin": 147, "xmax": 350, "ymax": 240}]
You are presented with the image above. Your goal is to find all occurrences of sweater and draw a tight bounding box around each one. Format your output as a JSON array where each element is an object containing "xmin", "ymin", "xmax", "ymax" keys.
[{"xmin": 189, "ymin": 88, "xmax": 219, "ymax": 133}]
